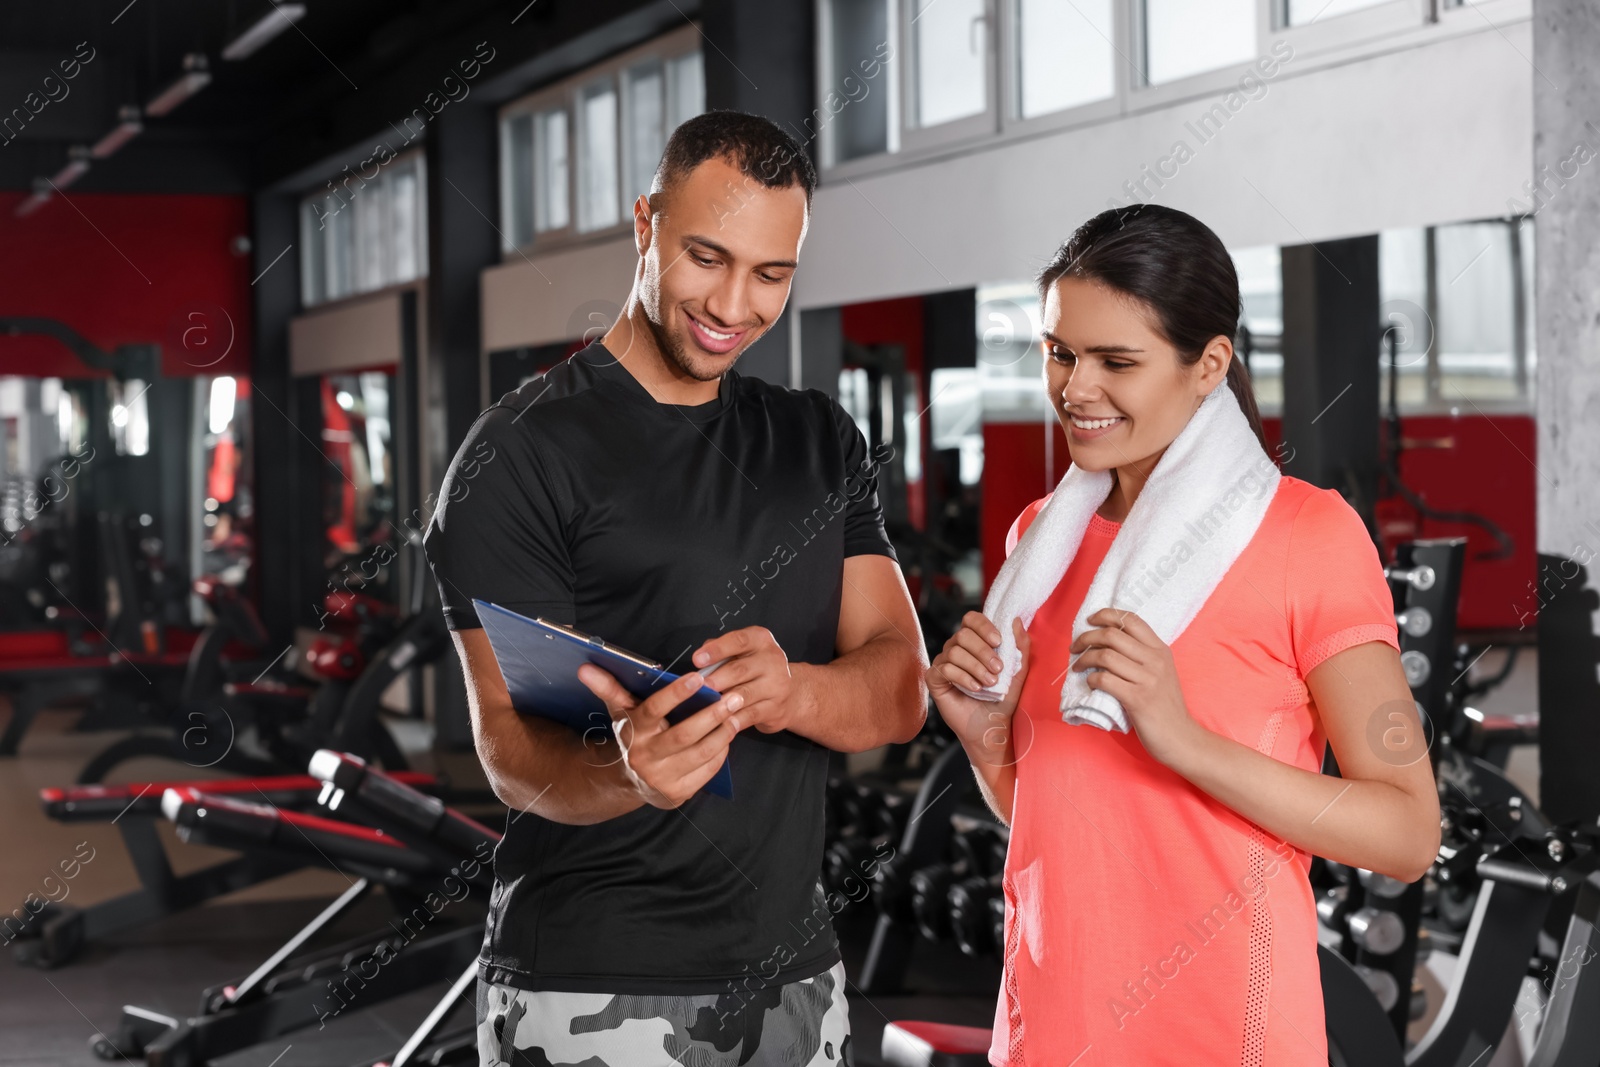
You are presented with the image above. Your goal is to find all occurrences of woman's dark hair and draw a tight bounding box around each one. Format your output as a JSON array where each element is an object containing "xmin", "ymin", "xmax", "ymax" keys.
[{"xmin": 1037, "ymin": 204, "xmax": 1269, "ymax": 454}]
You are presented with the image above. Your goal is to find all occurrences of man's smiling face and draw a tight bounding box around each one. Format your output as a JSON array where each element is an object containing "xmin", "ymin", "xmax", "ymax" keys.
[{"xmin": 637, "ymin": 155, "xmax": 810, "ymax": 381}]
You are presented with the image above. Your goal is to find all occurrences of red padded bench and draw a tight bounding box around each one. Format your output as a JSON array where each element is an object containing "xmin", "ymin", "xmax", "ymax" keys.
[{"xmin": 882, "ymin": 1021, "xmax": 993, "ymax": 1067}]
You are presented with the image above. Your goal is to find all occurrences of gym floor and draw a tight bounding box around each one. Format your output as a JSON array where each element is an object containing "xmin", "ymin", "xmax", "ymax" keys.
[{"xmin": 0, "ymin": 644, "xmax": 1540, "ymax": 1066}]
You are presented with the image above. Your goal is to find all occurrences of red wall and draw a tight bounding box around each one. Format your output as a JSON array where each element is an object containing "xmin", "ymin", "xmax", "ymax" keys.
[
  {"xmin": 0, "ymin": 191, "xmax": 253, "ymax": 378},
  {"xmin": 982, "ymin": 413, "xmax": 1534, "ymax": 633}
]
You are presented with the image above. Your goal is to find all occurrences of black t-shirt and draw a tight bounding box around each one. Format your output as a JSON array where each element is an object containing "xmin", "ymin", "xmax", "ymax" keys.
[{"xmin": 423, "ymin": 341, "xmax": 897, "ymax": 993}]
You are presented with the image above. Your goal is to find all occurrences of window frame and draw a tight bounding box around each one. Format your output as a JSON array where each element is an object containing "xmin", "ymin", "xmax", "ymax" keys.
[
  {"xmin": 298, "ymin": 147, "xmax": 429, "ymax": 311},
  {"xmin": 818, "ymin": 0, "xmax": 1531, "ymax": 182},
  {"xmin": 896, "ymin": 0, "xmax": 1001, "ymax": 154},
  {"xmin": 997, "ymin": 0, "xmax": 1127, "ymax": 138},
  {"xmin": 497, "ymin": 23, "xmax": 702, "ymax": 260}
]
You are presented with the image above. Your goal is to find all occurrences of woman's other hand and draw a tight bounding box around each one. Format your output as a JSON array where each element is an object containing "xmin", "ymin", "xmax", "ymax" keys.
[
  {"xmin": 1071, "ymin": 608, "xmax": 1198, "ymax": 764},
  {"xmin": 928, "ymin": 613, "xmax": 1032, "ymax": 767}
]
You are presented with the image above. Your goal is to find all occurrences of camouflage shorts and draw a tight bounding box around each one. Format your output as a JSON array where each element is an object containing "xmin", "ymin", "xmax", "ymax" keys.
[{"xmin": 476, "ymin": 959, "xmax": 853, "ymax": 1066}]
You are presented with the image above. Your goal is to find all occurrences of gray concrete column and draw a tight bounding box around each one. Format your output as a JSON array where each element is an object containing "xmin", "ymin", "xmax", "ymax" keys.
[{"xmin": 1532, "ymin": 0, "xmax": 1600, "ymax": 824}]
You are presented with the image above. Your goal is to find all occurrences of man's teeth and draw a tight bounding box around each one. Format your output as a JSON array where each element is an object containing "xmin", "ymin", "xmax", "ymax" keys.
[
  {"xmin": 697, "ymin": 321, "xmax": 736, "ymax": 341},
  {"xmin": 1071, "ymin": 416, "xmax": 1123, "ymax": 430}
]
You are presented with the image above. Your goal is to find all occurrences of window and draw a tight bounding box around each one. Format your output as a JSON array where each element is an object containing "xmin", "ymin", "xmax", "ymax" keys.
[
  {"xmin": 1233, "ymin": 245, "xmax": 1284, "ymax": 413},
  {"xmin": 623, "ymin": 61, "xmax": 666, "ymax": 209},
  {"xmin": 666, "ymin": 51, "xmax": 705, "ymax": 130},
  {"xmin": 908, "ymin": 0, "xmax": 989, "ymax": 128},
  {"xmin": 498, "ymin": 27, "xmax": 704, "ymax": 254},
  {"xmin": 1283, "ymin": 0, "xmax": 1392, "ymax": 23},
  {"xmin": 1143, "ymin": 0, "xmax": 1256, "ymax": 85},
  {"xmin": 822, "ymin": 0, "xmax": 897, "ymax": 164},
  {"xmin": 534, "ymin": 110, "xmax": 571, "ymax": 233},
  {"xmin": 299, "ymin": 152, "xmax": 428, "ymax": 308},
  {"xmin": 577, "ymin": 81, "xmax": 621, "ymax": 232},
  {"xmin": 1016, "ymin": 0, "xmax": 1114, "ymax": 119}
]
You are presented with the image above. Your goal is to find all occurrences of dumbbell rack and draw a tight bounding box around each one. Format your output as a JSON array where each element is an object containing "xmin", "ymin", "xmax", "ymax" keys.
[
  {"xmin": 1313, "ymin": 538, "xmax": 1465, "ymax": 1041},
  {"xmin": 854, "ymin": 742, "xmax": 1008, "ymax": 994}
]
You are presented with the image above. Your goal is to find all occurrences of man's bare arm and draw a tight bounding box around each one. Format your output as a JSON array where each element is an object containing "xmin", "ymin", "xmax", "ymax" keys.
[
  {"xmin": 452, "ymin": 628, "xmax": 740, "ymax": 824},
  {"xmin": 690, "ymin": 555, "xmax": 929, "ymax": 753}
]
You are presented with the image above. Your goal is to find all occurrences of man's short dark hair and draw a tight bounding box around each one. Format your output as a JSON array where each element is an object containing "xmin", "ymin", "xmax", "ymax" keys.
[{"xmin": 652, "ymin": 110, "xmax": 817, "ymax": 207}]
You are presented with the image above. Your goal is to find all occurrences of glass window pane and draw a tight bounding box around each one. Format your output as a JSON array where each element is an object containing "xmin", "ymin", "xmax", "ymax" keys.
[
  {"xmin": 1436, "ymin": 221, "xmax": 1517, "ymax": 402},
  {"xmin": 534, "ymin": 109, "xmax": 570, "ymax": 232},
  {"xmin": 325, "ymin": 195, "xmax": 353, "ymax": 301},
  {"xmin": 1231, "ymin": 245, "xmax": 1282, "ymax": 413},
  {"xmin": 666, "ymin": 51, "xmax": 705, "ymax": 132},
  {"xmin": 355, "ymin": 176, "xmax": 387, "ymax": 291},
  {"xmin": 625, "ymin": 62, "xmax": 665, "ymax": 202},
  {"xmin": 827, "ymin": 0, "xmax": 893, "ymax": 161},
  {"xmin": 1379, "ymin": 228, "xmax": 1432, "ymax": 408},
  {"xmin": 504, "ymin": 113, "xmax": 534, "ymax": 249},
  {"xmin": 1144, "ymin": 0, "xmax": 1255, "ymax": 86},
  {"xmin": 300, "ymin": 200, "xmax": 326, "ymax": 305},
  {"xmin": 911, "ymin": 0, "xmax": 988, "ymax": 127},
  {"xmin": 390, "ymin": 162, "xmax": 420, "ymax": 283},
  {"xmin": 1018, "ymin": 0, "xmax": 1113, "ymax": 118},
  {"xmin": 577, "ymin": 83, "xmax": 621, "ymax": 232},
  {"xmin": 1286, "ymin": 0, "xmax": 1389, "ymax": 24}
]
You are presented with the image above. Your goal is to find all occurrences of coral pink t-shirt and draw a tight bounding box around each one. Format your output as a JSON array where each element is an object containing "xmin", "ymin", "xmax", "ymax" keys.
[{"xmin": 990, "ymin": 475, "xmax": 1399, "ymax": 1067}]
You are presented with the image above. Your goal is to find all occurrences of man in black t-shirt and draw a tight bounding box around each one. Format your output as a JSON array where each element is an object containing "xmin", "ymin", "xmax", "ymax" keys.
[{"xmin": 425, "ymin": 112, "xmax": 927, "ymax": 1066}]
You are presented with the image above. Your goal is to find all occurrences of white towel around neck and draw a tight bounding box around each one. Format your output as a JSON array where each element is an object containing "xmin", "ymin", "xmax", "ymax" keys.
[{"xmin": 956, "ymin": 378, "xmax": 1282, "ymax": 732}]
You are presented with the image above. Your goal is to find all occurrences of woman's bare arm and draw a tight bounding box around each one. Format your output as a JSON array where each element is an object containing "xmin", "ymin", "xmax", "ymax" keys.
[{"xmin": 1159, "ymin": 641, "xmax": 1441, "ymax": 882}]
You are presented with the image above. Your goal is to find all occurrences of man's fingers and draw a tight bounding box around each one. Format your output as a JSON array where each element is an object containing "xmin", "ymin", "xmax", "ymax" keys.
[
  {"xmin": 577, "ymin": 664, "xmax": 642, "ymax": 721},
  {"xmin": 658, "ymin": 697, "xmax": 742, "ymax": 756},
  {"xmin": 636, "ymin": 671, "xmax": 712, "ymax": 722},
  {"xmin": 647, "ymin": 720, "xmax": 737, "ymax": 806},
  {"xmin": 665, "ymin": 731, "xmax": 735, "ymax": 799}
]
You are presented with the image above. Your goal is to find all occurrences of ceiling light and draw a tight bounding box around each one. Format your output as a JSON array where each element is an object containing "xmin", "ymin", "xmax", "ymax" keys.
[
  {"xmin": 222, "ymin": 4, "xmax": 306, "ymax": 60},
  {"xmin": 50, "ymin": 146, "xmax": 92, "ymax": 189},
  {"xmin": 15, "ymin": 178, "xmax": 53, "ymax": 218},
  {"xmin": 145, "ymin": 54, "xmax": 211, "ymax": 117},
  {"xmin": 91, "ymin": 106, "xmax": 143, "ymax": 159}
]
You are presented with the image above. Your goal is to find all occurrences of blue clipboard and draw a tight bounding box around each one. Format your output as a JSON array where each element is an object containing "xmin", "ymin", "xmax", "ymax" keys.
[{"xmin": 473, "ymin": 600, "xmax": 733, "ymax": 799}]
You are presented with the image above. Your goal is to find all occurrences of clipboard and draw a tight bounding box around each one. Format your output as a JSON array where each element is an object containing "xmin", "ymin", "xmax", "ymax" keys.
[{"xmin": 472, "ymin": 600, "xmax": 734, "ymax": 799}]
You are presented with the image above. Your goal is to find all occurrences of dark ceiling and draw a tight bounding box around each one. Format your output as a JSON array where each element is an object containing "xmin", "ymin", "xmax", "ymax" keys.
[{"xmin": 0, "ymin": 0, "xmax": 686, "ymax": 195}]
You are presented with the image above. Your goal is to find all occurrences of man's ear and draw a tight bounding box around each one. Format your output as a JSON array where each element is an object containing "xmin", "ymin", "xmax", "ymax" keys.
[{"xmin": 633, "ymin": 193, "xmax": 654, "ymax": 256}]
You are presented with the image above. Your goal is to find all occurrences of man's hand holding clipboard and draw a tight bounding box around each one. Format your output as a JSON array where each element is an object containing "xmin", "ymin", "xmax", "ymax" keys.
[{"xmin": 576, "ymin": 656, "xmax": 741, "ymax": 811}]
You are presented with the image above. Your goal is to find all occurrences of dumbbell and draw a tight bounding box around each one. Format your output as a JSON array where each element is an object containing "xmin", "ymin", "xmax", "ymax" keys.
[
  {"xmin": 872, "ymin": 853, "xmax": 917, "ymax": 925},
  {"xmin": 989, "ymin": 893, "xmax": 1007, "ymax": 956},
  {"xmin": 823, "ymin": 784, "xmax": 910, "ymax": 907},
  {"xmin": 909, "ymin": 826, "xmax": 998, "ymax": 942},
  {"xmin": 1347, "ymin": 907, "xmax": 1407, "ymax": 956},
  {"xmin": 825, "ymin": 837, "xmax": 886, "ymax": 908},
  {"xmin": 1316, "ymin": 885, "xmax": 1353, "ymax": 932},
  {"xmin": 948, "ymin": 875, "xmax": 1002, "ymax": 957}
]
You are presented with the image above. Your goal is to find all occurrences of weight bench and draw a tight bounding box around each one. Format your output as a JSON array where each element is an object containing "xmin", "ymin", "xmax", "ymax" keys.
[
  {"xmin": 7, "ymin": 770, "xmax": 436, "ymax": 968},
  {"xmin": 98, "ymin": 781, "xmax": 481, "ymax": 1066}
]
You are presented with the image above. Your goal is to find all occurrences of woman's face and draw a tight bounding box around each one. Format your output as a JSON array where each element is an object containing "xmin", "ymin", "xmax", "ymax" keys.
[{"xmin": 1041, "ymin": 275, "xmax": 1228, "ymax": 474}]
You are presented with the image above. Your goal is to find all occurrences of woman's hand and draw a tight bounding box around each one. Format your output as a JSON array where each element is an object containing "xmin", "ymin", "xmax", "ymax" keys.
[
  {"xmin": 1071, "ymin": 608, "xmax": 1198, "ymax": 764},
  {"xmin": 927, "ymin": 613, "xmax": 1032, "ymax": 767}
]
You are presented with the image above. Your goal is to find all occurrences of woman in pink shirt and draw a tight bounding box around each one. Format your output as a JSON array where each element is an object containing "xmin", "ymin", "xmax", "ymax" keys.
[{"xmin": 928, "ymin": 205, "xmax": 1441, "ymax": 1065}]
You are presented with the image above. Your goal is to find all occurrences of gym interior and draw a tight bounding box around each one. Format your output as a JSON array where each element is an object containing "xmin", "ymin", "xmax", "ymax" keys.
[{"xmin": 0, "ymin": 0, "xmax": 1597, "ymax": 1064}]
